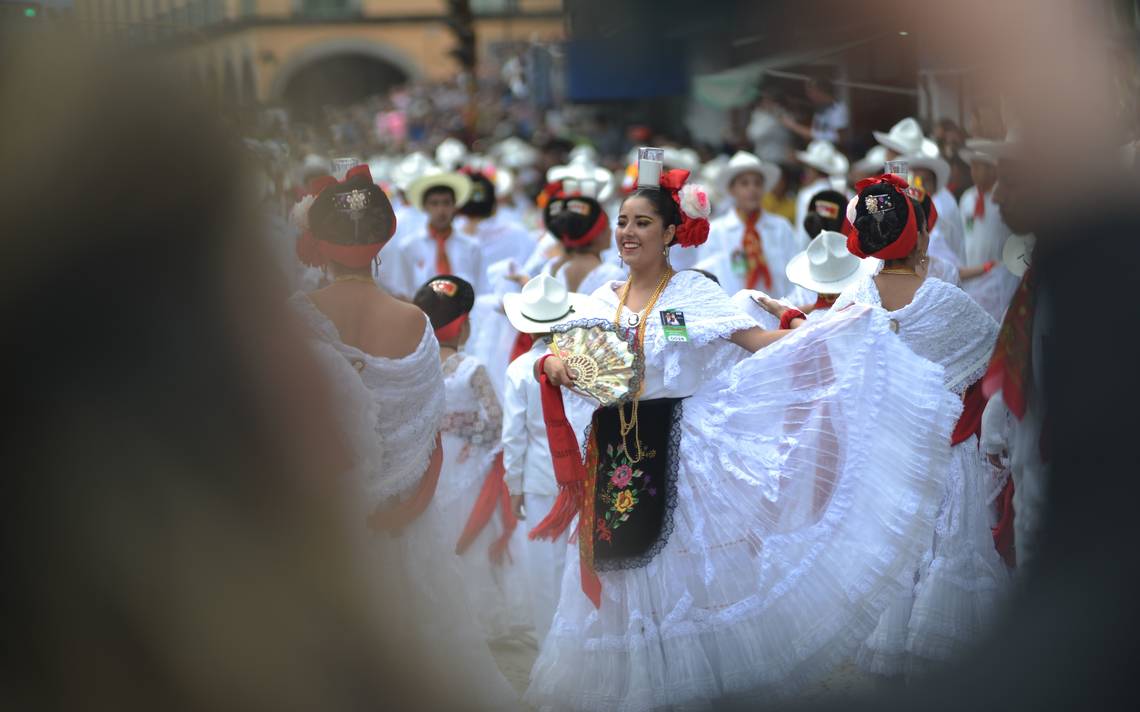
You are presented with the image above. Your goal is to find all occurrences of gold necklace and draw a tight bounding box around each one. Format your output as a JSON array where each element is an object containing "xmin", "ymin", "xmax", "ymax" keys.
[
  {"xmin": 879, "ymin": 267, "xmax": 917, "ymax": 276},
  {"xmin": 612, "ymin": 267, "xmax": 674, "ymax": 463},
  {"xmin": 332, "ymin": 274, "xmax": 377, "ymax": 285}
]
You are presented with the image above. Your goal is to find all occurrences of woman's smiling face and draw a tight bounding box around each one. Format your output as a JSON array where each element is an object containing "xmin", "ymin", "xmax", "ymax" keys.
[{"xmin": 616, "ymin": 195, "xmax": 675, "ymax": 270}]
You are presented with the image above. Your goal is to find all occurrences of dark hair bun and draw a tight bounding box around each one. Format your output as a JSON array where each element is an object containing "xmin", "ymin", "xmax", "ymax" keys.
[
  {"xmin": 803, "ymin": 189, "xmax": 847, "ymax": 238},
  {"xmin": 412, "ymin": 275, "xmax": 475, "ymax": 329},
  {"xmin": 309, "ymin": 174, "xmax": 395, "ymax": 246},
  {"xmin": 543, "ymin": 196, "xmax": 605, "ymax": 247},
  {"xmin": 458, "ymin": 173, "xmax": 495, "ymax": 218},
  {"xmin": 852, "ymin": 182, "xmax": 911, "ymax": 255}
]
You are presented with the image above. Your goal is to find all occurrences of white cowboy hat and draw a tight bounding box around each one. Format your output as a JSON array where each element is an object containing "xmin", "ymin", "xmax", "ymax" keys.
[
  {"xmin": 853, "ymin": 145, "xmax": 888, "ymax": 175},
  {"xmin": 873, "ymin": 117, "xmax": 926, "ymax": 155},
  {"xmin": 493, "ymin": 167, "xmax": 515, "ymax": 198},
  {"xmin": 435, "ymin": 137, "xmax": 468, "ymax": 171},
  {"xmin": 958, "ymin": 147, "xmax": 999, "ymax": 166},
  {"xmin": 796, "ymin": 140, "xmax": 849, "ymax": 177},
  {"xmin": 569, "ymin": 144, "xmax": 599, "ymax": 164},
  {"xmin": 718, "ymin": 151, "xmax": 781, "ymax": 195},
  {"xmin": 503, "ymin": 274, "xmax": 608, "ymax": 334},
  {"xmin": 664, "ymin": 147, "xmax": 702, "ymax": 173},
  {"xmin": 906, "ymin": 138, "xmax": 951, "ymax": 191},
  {"xmin": 406, "ymin": 169, "xmax": 473, "ymax": 210},
  {"xmin": 547, "ymin": 158, "xmax": 616, "ymax": 202},
  {"xmin": 491, "ymin": 137, "xmax": 539, "ymax": 169},
  {"xmin": 785, "ymin": 230, "xmax": 882, "ymax": 294},
  {"xmin": 1001, "ymin": 233, "xmax": 1034, "ymax": 277},
  {"xmin": 391, "ymin": 152, "xmax": 436, "ymax": 192},
  {"xmin": 965, "ymin": 127, "xmax": 1026, "ymax": 161}
]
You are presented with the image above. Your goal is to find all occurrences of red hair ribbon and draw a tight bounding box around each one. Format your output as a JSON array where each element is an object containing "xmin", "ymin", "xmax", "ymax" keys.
[
  {"xmin": 559, "ymin": 209, "xmax": 609, "ymax": 249},
  {"xmin": 847, "ymin": 174, "xmax": 919, "ymax": 261},
  {"xmin": 434, "ymin": 313, "xmax": 468, "ymax": 343},
  {"xmin": 658, "ymin": 169, "xmax": 710, "ymax": 248}
]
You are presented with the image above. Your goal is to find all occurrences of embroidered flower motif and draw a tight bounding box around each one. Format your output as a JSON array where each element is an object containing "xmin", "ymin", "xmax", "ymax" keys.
[
  {"xmin": 614, "ymin": 490, "xmax": 636, "ymax": 513},
  {"xmin": 596, "ymin": 518, "xmax": 612, "ymax": 542},
  {"xmin": 610, "ymin": 464, "xmax": 633, "ymax": 488}
]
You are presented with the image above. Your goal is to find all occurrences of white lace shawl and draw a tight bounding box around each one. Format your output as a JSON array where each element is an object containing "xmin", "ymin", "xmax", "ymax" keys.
[
  {"xmin": 832, "ymin": 276, "xmax": 999, "ymax": 394},
  {"xmin": 591, "ymin": 269, "xmax": 757, "ymax": 399},
  {"xmin": 289, "ymin": 293, "xmax": 444, "ymax": 504}
]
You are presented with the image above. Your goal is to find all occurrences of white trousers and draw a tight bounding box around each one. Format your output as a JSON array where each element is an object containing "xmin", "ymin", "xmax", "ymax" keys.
[{"xmin": 522, "ymin": 493, "xmax": 569, "ymax": 646}]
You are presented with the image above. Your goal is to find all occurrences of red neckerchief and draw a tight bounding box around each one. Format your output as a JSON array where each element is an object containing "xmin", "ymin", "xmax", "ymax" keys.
[
  {"xmin": 974, "ymin": 187, "xmax": 987, "ymax": 220},
  {"xmin": 982, "ymin": 265, "xmax": 1036, "ymax": 419},
  {"xmin": 739, "ymin": 210, "xmax": 772, "ymax": 290},
  {"xmin": 812, "ymin": 294, "xmax": 838, "ymax": 312},
  {"xmin": 429, "ymin": 225, "xmax": 453, "ymax": 276}
]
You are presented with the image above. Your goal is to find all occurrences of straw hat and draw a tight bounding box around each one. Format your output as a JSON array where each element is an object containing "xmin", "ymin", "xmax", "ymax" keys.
[
  {"xmin": 503, "ymin": 274, "xmax": 608, "ymax": 333},
  {"xmin": 406, "ymin": 169, "xmax": 473, "ymax": 210},
  {"xmin": 785, "ymin": 230, "xmax": 881, "ymax": 294}
]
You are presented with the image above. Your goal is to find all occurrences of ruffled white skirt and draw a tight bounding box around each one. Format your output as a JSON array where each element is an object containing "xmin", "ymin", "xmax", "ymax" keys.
[
  {"xmin": 857, "ymin": 436, "xmax": 1012, "ymax": 677},
  {"xmin": 434, "ymin": 436, "xmax": 533, "ymax": 640},
  {"xmin": 526, "ymin": 307, "xmax": 961, "ymax": 711}
]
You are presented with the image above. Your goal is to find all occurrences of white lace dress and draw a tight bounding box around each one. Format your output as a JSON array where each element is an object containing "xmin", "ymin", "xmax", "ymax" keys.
[
  {"xmin": 525, "ymin": 270, "xmax": 961, "ymax": 711},
  {"xmin": 290, "ymin": 294, "xmax": 521, "ymax": 711},
  {"xmin": 436, "ymin": 352, "xmax": 533, "ymax": 640},
  {"xmin": 832, "ymin": 276, "xmax": 1012, "ymax": 677}
]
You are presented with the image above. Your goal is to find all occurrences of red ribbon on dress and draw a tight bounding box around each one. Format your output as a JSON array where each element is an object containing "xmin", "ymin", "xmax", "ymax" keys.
[
  {"xmin": 740, "ymin": 211, "xmax": 773, "ymax": 291},
  {"xmin": 982, "ymin": 266, "xmax": 1036, "ymax": 419},
  {"xmin": 367, "ymin": 432, "xmax": 444, "ymax": 535},
  {"xmin": 455, "ymin": 452, "xmax": 519, "ymax": 565},
  {"xmin": 951, "ymin": 380, "xmax": 987, "ymax": 446},
  {"xmin": 992, "ymin": 479, "xmax": 1016, "ymax": 567},
  {"xmin": 529, "ymin": 355, "xmax": 602, "ymax": 608}
]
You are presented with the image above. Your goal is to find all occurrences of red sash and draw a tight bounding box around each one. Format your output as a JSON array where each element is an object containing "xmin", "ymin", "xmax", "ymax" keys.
[
  {"xmin": 528, "ymin": 355, "xmax": 603, "ymax": 607},
  {"xmin": 367, "ymin": 433, "xmax": 443, "ymax": 535},
  {"xmin": 455, "ymin": 452, "xmax": 519, "ymax": 565}
]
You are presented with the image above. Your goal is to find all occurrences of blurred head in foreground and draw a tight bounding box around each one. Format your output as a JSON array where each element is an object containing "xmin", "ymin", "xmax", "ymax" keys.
[{"xmin": 0, "ymin": 32, "xmax": 458, "ymax": 711}]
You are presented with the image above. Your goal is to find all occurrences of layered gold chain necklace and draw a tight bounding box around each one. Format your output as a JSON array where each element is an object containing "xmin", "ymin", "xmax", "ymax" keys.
[{"xmin": 612, "ymin": 266, "xmax": 674, "ymax": 463}]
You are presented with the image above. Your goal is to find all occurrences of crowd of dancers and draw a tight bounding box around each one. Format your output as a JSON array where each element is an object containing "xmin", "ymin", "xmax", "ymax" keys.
[{"xmin": 284, "ymin": 119, "xmax": 1047, "ymax": 711}]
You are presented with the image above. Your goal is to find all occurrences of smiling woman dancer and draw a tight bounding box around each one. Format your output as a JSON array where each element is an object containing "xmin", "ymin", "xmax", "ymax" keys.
[{"xmin": 524, "ymin": 160, "xmax": 961, "ymax": 711}]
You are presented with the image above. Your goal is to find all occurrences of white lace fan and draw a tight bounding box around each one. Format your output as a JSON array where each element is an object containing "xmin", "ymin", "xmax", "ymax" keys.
[{"xmin": 548, "ymin": 319, "xmax": 643, "ymax": 407}]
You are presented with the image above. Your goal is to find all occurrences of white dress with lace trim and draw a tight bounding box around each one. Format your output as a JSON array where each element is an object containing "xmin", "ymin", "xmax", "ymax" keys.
[
  {"xmin": 289, "ymin": 293, "xmax": 521, "ymax": 710},
  {"xmin": 526, "ymin": 270, "xmax": 961, "ymax": 711},
  {"xmin": 436, "ymin": 352, "xmax": 533, "ymax": 640},
  {"xmin": 832, "ymin": 276, "xmax": 1011, "ymax": 676}
]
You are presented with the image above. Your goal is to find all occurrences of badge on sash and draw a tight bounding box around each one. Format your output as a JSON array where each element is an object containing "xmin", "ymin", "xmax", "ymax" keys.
[{"xmin": 659, "ymin": 309, "xmax": 689, "ymax": 342}]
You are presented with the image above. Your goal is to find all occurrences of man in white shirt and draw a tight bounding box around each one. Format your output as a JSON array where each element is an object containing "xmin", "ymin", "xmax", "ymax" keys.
[
  {"xmin": 379, "ymin": 170, "xmax": 482, "ymax": 300},
  {"xmin": 502, "ymin": 336, "xmax": 564, "ymax": 646},
  {"xmin": 781, "ymin": 77, "xmax": 850, "ymax": 146},
  {"xmin": 792, "ymin": 140, "xmax": 849, "ymax": 247},
  {"xmin": 958, "ymin": 148, "xmax": 1020, "ymax": 321},
  {"xmin": 695, "ymin": 151, "xmax": 801, "ymax": 299}
]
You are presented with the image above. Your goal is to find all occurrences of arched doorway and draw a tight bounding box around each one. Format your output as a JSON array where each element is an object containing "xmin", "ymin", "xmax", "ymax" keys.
[
  {"xmin": 272, "ymin": 40, "xmax": 421, "ymax": 124},
  {"xmin": 282, "ymin": 54, "xmax": 409, "ymax": 121}
]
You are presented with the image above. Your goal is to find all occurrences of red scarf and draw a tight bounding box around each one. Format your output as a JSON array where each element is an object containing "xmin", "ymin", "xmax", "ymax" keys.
[
  {"xmin": 973, "ymin": 188, "xmax": 987, "ymax": 220},
  {"xmin": 982, "ymin": 266, "xmax": 1036, "ymax": 419},
  {"xmin": 455, "ymin": 453, "xmax": 519, "ymax": 565},
  {"xmin": 429, "ymin": 225, "xmax": 452, "ymax": 276},
  {"xmin": 528, "ymin": 355, "xmax": 603, "ymax": 608},
  {"xmin": 740, "ymin": 210, "xmax": 772, "ymax": 291},
  {"xmin": 812, "ymin": 294, "xmax": 838, "ymax": 312}
]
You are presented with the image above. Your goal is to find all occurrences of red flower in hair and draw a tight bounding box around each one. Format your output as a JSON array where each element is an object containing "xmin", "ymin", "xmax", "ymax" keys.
[{"xmin": 657, "ymin": 169, "xmax": 711, "ymax": 248}]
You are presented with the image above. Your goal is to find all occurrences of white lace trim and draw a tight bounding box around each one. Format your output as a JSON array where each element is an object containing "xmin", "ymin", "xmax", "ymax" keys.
[{"xmin": 289, "ymin": 292, "xmax": 444, "ymax": 504}]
